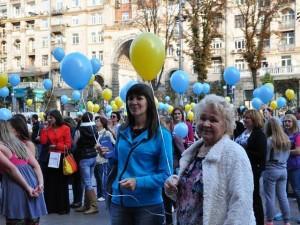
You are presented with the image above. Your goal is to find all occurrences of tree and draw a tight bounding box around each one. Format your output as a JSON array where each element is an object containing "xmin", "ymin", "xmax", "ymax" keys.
[
  {"xmin": 237, "ymin": 0, "xmax": 285, "ymax": 88},
  {"xmin": 134, "ymin": 0, "xmax": 178, "ymax": 89},
  {"xmin": 185, "ymin": 0, "xmax": 225, "ymax": 82}
]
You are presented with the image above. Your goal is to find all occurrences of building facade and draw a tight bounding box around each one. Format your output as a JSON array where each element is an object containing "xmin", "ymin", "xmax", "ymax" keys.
[{"xmin": 0, "ymin": 0, "xmax": 299, "ymax": 111}]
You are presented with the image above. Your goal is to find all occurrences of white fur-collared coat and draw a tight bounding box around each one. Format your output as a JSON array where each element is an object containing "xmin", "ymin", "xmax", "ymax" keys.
[{"xmin": 166, "ymin": 135, "xmax": 256, "ymax": 225}]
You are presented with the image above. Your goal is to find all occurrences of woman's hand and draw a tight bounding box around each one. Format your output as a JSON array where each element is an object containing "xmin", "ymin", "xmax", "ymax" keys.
[
  {"xmin": 95, "ymin": 144, "xmax": 109, "ymax": 157},
  {"xmin": 164, "ymin": 175, "xmax": 179, "ymax": 194},
  {"xmin": 26, "ymin": 186, "xmax": 39, "ymax": 198},
  {"xmin": 119, "ymin": 178, "xmax": 136, "ymax": 191},
  {"xmin": 35, "ymin": 184, "xmax": 44, "ymax": 194}
]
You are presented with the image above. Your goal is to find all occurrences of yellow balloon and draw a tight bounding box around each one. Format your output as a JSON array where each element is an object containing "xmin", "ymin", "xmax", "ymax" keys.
[
  {"xmin": 87, "ymin": 103, "xmax": 94, "ymax": 112},
  {"xmin": 110, "ymin": 100, "xmax": 116, "ymax": 106},
  {"xmin": 0, "ymin": 73, "xmax": 8, "ymax": 88},
  {"xmin": 102, "ymin": 88, "xmax": 112, "ymax": 101},
  {"xmin": 112, "ymin": 103, "xmax": 118, "ymax": 112},
  {"xmin": 93, "ymin": 104, "xmax": 100, "ymax": 113},
  {"xmin": 115, "ymin": 97, "xmax": 123, "ymax": 108},
  {"xmin": 167, "ymin": 105, "xmax": 174, "ymax": 114},
  {"xmin": 285, "ymin": 89, "xmax": 295, "ymax": 100},
  {"xmin": 26, "ymin": 99, "xmax": 33, "ymax": 106},
  {"xmin": 187, "ymin": 111, "xmax": 194, "ymax": 121},
  {"xmin": 191, "ymin": 102, "xmax": 196, "ymax": 109},
  {"xmin": 185, "ymin": 104, "xmax": 191, "ymax": 112},
  {"xmin": 130, "ymin": 33, "xmax": 165, "ymax": 81},
  {"xmin": 270, "ymin": 101, "xmax": 277, "ymax": 110},
  {"xmin": 87, "ymin": 101, "xmax": 93, "ymax": 107},
  {"xmin": 39, "ymin": 112, "xmax": 45, "ymax": 120},
  {"xmin": 225, "ymin": 96, "xmax": 231, "ymax": 103},
  {"xmin": 89, "ymin": 75, "xmax": 95, "ymax": 85}
]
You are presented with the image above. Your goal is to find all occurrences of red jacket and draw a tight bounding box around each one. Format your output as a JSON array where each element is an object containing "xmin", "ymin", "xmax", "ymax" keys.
[{"xmin": 40, "ymin": 124, "xmax": 72, "ymax": 153}]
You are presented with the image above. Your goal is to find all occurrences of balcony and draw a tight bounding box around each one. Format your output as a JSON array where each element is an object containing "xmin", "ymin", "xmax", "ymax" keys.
[
  {"xmin": 208, "ymin": 66, "xmax": 222, "ymax": 74},
  {"xmin": 259, "ymin": 66, "xmax": 300, "ymax": 77},
  {"xmin": 211, "ymin": 48, "xmax": 225, "ymax": 56},
  {"xmin": 51, "ymin": 24, "xmax": 66, "ymax": 33},
  {"xmin": 51, "ymin": 8, "xmax": 65, "ymax": 16},
  {"xmin": 278, "ymin": 21, "xmax": 295, "ymax": 30},
  {"xmin": 17, "ymin": 82, "xmax": 43, "ymax": 89},
  {"xmin": 278, "ymin": 44, "xmax": 295, "ymax": 51}
]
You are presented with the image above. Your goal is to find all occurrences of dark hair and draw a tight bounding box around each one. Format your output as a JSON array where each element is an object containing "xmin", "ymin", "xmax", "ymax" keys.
[
  {"xmin": 125, "ymin": 83, "xmax": 158, "ymax": 139},
  {"xmin": 10, "ymin": 114, "xmax": 30, "ymax": 141},
  {"xmin": 111, "ymin": 111, "xmax": 121, "ymax": 121},
  {"xmin": 48, "ymin": 109, "xmax": 64, "ymax": 126},
  {"xmin": 171, "ymin": 107, "xmax": 185, "ymax": 121},
  {"xmin": 81, "ymin": 112, "xmax": 93, "ymax": 123},
  {"xmin": 63, "ymin": 117, "xmax": 77, "ymax": 128},
  {"xmin": 96, "ymin": 116, "xmax": 116, "ymax": 139},
  {"xmin": 32, "ymin": 114, "xmax": 38, "ymax": 120}
]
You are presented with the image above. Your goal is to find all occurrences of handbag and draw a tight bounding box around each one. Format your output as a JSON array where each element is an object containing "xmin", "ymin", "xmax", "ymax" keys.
[{"xmin": 63, "ymin": 147, "xmax": 78, "ymax": 175}]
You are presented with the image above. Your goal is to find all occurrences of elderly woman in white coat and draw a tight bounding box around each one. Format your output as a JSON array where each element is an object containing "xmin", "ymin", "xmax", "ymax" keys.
[{"xmin": 164, "ymin": 94, "xmax": 255, "ymax": 225}]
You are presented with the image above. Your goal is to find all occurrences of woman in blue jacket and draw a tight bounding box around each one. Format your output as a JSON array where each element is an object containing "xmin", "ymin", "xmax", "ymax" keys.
[{"xmin": 99, "ymin": 83, "xmax": 173, "ymax": 225}]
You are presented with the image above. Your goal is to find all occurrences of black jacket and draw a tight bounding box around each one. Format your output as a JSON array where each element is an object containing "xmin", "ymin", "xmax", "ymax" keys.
[
  {"xmin": 245, "ymin": 128, "xmax": 267, "ymax": 171},
  {"xmin": 76, "ymin": 124, "xmax": 98, "ymax": 160}
]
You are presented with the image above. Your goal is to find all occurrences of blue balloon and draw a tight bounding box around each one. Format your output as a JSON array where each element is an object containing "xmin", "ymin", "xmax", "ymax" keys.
[
  {"xmin": 0, "ymin": 87, "xmax": 9, "ymax": 97},
  {"xmin": 0, "ymin": 108, "xmax": 12, "ymax": 120},
  {"xmin": 202, "ymin": 83, "xmax": 210, "ymax": 94},
  {"xmin": 60, "ymin": 52, "xmax": 93, "ymax": 90},
  {"xmin": 258, "ymin": 85, "xmax": 274, "ymax": 104},
  {"xmin": 253, "ymin": 88, "xmax": 261, "ymax": 98},
  {"xmin": 43, "ymin": 79, "xmax": 52, "ymax": 90},
  {"xmin": 52, "ymin": 47, "xmax": 65, "ymax": 62},
  {"xmin": 251, "ymin": 98, "xmax": 263, "ymax": 110},
  {"xmin": 174, "ymin": 122, "xmax": 188, "ymax": 138},
  {"xmin": 224, "ymin": 67, "xmax": 240, "ymax": 85},
  {"xmin": 60, "ymin": 95, "xmax": 68, "ymax": 105},
  {"xmin": 120, "ymin": 80, "xmax": 138, "ymax": 102},
  {"xmin": 91, "ymin": 58, "xmax": 102, "ymax": 74},
  {"xmin": 277, "ymin": 97, "xmax": 287, "ymax": 108},
  {"xmin": 170, "ymin": 70, "xmax": 189, "ymax": 94},
  {"xmin": 72, "ymin": 90, "xmax": 81, "ymax": 101},
  {"xmin": 193, "ymin": 82, "xmax": 203, "ymax": 95},
  {"xmin": 165, "ymin": 96, "xmax": 170, "ymax": 102},
  {"xmin": 159, "ymin": 102, "xmax": 164, "ymax": 110},
  {"xmin": 9, "ymin": 74, "xmax": 20, "ymax": 87}
]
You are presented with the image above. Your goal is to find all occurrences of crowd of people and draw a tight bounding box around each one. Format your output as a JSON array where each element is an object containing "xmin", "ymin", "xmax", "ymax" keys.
[{"xmin": 1, "ymin": 83, "xmax": 300, "ymax": 225}]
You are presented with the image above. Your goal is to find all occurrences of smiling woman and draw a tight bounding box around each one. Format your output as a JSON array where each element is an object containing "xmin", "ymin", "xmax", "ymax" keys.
[{"xmin": 165, "ymin": 94, "xmax": 255, "ymax": 225}]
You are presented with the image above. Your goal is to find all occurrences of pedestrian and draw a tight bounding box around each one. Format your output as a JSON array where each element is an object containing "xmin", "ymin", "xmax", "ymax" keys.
[
  {"xmin": 40, "ymin": 109, "xmax": 72, "ymax": 214},
  {"xmin": 263, "ymin": 118, "xmax": 291, "ymax": 225},
  {"xmin": 74, "ymin": 112, "xmax": 99, "ymax": 214},
  {"xmin": 0, "ymin": 120, "xmax": 47, "ymax": 225},
  {"xmin": 164, "ymin": 94, "xmax": 255, "ymax": 225},
  {"xmin": 99, "ymin": 83, "xmax": 173, "ymax": 225},
  {"xmin": 235, "ymin": 109, "xmax": 267, "ymax": 225}
]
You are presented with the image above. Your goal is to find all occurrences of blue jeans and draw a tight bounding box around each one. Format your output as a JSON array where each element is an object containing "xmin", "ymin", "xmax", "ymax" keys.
[
  {"xmin": 288, "ymin": 168, "xmax": 300, "ymax": 211},
  {"xmin": 79, "ymin": 157, "xmax": 96, "ymax": 191},
  {"xmin": 110, "ymin": 203, "xmax": 165, "ymax": 225},
  {"xmin": 263, "ymin": 169, "xmax": 290, "ymax": 222},
  {"xmin": 94, "ymin": 163, "xmax": 109, "ymax": 198}
]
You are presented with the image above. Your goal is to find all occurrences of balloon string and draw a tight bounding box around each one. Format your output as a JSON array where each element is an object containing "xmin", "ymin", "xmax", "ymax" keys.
[
  {"xmin": 42, "ymin": 87, "xmax": 54, "ymax": 113},
  {"xmin": 149, "ymin": 83, "xmax": 172, "ymax": 177},
  {"xmin": 80, "ymin": 94, "xmax": 99, "ymax": 144}
]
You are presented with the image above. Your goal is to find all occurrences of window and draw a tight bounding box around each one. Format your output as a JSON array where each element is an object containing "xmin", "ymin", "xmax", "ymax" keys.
[
  {"xmin": 98, "ymin": 31, "xmax": 104, "ymax": 43},
  {"xmin": 13, "ymin": 4, "xmax": 21, "ymax": 17},
  {"xmin": 121, "ymin": 0, "xmax": 129, "ymax": 3},
  {"xmin": 258, "ymin": 0, "xmax": 270, "ymax": 7},
  {"xmin": 56, "ymin": 0, "xmax": 63, "ymax": 11},
  {"xmin": 42, "ymin": 37, "xmax": 48, "ymax": 48},
  {"xmin": 122, "ymin": 12, "xmax": 129, "ymax": 21},
  {"xmin": 263, "ymin": 38, "xmax": 270, "ymax": 48},
  {"xmin": 42, "ymin": 55, "xmax": 48, "ymax": 66},
  {"xmin": 1, "ymin": 41, "xmax": 6, "ymax": 53},
  {"xmin": 236, "ymin": 0, "xmax": 245, "ymax": 4},
  {"xmin": 167, "ymin": 45, "xmax": 174, "ymax": 56},
  {"xmin": 72, "ymin": 33, "xmax": 79, "ymax": 45},
  {"xmin": 234, "ymin": 39, "xmax": 245, "ymax": 50},
  {"xmin": 261, "ymin": 58, "xmax": 268, "ymax": 67},
  {"xmin": 92, "ymin": 51, "xmax": 103, "ymax": 62},
  {"xmin": 235, "ymin": 59, "xmax": 246, "ymax": 71},
  {"xmin": 15, "ymin": 57, "xmax": 21, "ymax": 68},
  {"xmin": 281, "ymin": 55, "xmax": 291, "ymax": 67},
  {"xmin": 14, "ymin": 40, "xmax": 21, "ymax": 50},
  {"xmin": 13, "ymin": 22, "xmax": 20, "ymax": 31},
  {"xmin": 91, "ymin": 32, "xmax": 96, "ymax": 43},
  {"xmin": 41, "ymin": 19, "xmax": 48, "ymax": 28},
  {"xmin": 235, "ymin": 15, "xmax": 244, "ymax": 28},
  {"xmin": 91, "ymin": 14, "xmax": 102, "ymax": 25},
  {"xmin": 282, "ymin": 31, "xmax": 295, "ymax": 45},
  {"xmin": 91, "ymin": 0, "xmax": 102, "ymax": 5},
  {"xmin": 212, "ymin": 40, "xmax": 223, "ymax": 49},
  {"xmin": 282, "ymin": 9, "xmax": 295, "ymax": 22},
  {"xmin": 72, "ymin": 0, "xmax": 80, "ymax": 7},
  {"xmin": 72, "ymin": 16, "xmax": 79, "ymax": 25}
]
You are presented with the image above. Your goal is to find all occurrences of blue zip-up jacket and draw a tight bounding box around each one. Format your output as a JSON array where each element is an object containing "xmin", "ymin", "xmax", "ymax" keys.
[{"xmin": 111, "ymin": 126, "xmax": 173, "ymax": 207}]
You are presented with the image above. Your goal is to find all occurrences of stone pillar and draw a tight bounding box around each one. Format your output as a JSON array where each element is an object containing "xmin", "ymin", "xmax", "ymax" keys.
[{"xmin": 111, "ymin": 63, "xmax": 120, "ymax": 98}]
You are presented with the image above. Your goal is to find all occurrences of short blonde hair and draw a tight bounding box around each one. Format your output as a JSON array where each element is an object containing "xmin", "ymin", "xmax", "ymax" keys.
[
  {"xmin": 244, "ymin": 110, "xmax": 264, "ymax": 129},
  {"xmin": 194, "ymin": 94, "xmax": 236, "ymax": 135}
]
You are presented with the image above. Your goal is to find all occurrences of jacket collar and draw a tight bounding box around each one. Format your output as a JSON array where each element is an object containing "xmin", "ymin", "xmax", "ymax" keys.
[
  {"xmin": 205, "ymin": 135, "xmax": 230, "ymax": 163},
  {"xmin": 119, "ymin": 126, "xmax": 149, "ymax": 145}
]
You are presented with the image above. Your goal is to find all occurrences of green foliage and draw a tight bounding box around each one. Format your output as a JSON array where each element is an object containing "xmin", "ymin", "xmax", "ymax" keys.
[{"xmin": 260, "ymin": 72, "xmax": 273, "ymax": 84}]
